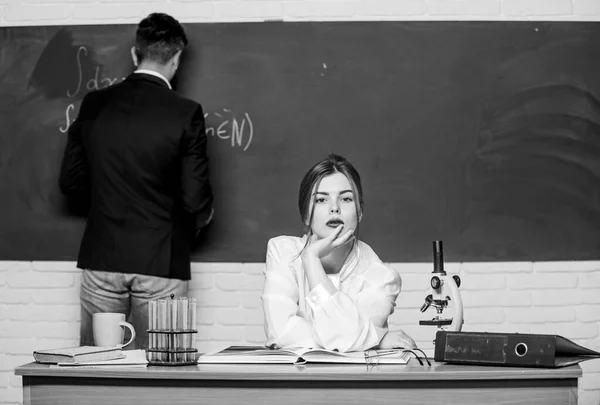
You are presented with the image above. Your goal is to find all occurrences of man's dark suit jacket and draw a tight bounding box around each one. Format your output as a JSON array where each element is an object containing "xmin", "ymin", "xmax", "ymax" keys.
[{"xmin": 59, "ymin": 73, "xmax": 213, "ymax": 280}]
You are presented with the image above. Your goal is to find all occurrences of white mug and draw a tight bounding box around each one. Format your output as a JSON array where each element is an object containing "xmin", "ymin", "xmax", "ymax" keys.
[{"xmin": 93, "ymin": 312, "xmax": 136, "ymax": 348}]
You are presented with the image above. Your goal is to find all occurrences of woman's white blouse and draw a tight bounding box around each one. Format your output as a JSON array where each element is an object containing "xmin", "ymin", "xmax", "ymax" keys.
[{"xmin": 261, "ymin": 235, "xmax": 402, "ymax": 352}]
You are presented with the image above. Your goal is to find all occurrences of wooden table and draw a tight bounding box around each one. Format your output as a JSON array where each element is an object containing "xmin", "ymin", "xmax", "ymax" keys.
[{"xmin": 15, "ymin": 361, "xmax": 581, "ymax": 405}]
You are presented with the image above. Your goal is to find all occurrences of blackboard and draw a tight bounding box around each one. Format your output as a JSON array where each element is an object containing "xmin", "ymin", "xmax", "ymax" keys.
[{"xmin": 2, "ymin": 21, "xmax": 600, "ymax": 262}]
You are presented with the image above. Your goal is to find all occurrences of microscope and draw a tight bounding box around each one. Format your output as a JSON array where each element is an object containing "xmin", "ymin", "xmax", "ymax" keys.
[{"xmin": 419, "ymin": 241, "xmax": 464, "ymax": 332}]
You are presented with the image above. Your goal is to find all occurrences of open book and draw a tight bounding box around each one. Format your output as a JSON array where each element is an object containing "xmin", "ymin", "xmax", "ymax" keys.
[{"xmin": 197, "ymin": 346, "xmax": 411, "ymax": 365}]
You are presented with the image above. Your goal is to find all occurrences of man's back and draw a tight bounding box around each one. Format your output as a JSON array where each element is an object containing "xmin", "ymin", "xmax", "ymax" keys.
[{"xmin": 71, "ymin": 73, "xmax": 212, "ymax": 279}]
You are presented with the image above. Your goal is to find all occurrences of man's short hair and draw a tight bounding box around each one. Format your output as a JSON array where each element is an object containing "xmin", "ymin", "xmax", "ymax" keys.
[{"xmin": 134, "ymin": 13, "xmax": 188, "ymax": 65}]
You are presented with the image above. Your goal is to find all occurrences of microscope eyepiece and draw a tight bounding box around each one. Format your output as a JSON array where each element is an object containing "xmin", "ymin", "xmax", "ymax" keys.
[{"xmin": 432, "ymin": 240, "xmax": 445, "ymax": 274}]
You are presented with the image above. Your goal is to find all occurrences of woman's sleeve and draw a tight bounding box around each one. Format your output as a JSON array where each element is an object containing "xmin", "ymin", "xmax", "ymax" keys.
[
  {"xmin": 262, "ymin": 238, "xmax": 317, "ymax": 348},
  {"xmin": 308, "ymin": 264, "xmax": 401, "ymax": 352}
]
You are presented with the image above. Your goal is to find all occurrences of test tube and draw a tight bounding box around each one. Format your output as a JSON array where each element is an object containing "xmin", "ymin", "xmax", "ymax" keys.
[
  {"xmin": 149, "ymin": 300, "xmax": 157, "ymax": 362},
  {"xmin": 181, "ymin": 298, "xmax": 189, "ymax": 360},
  {"xmin": 190, "ymin": 298, "xmax": 196, "ymax": 361},
  {"xmin": 158, "ymin": 299, "xmax": 167, "ymax": 361}
]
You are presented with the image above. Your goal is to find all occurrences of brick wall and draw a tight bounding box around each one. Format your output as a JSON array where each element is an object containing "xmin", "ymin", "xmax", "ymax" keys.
[{"xmin": 1, "ymin": 1, "xmax": 600, "ymax": 404}]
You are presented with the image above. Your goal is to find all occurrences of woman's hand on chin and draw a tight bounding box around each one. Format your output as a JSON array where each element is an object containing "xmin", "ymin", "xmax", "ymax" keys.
[
  {"xmin": 378, "ymin": 330, "xmax": 417, "ymax": 350},
  {"xmin": 303, "ymin": 225, "xmax": 355, "ymax": 259}
]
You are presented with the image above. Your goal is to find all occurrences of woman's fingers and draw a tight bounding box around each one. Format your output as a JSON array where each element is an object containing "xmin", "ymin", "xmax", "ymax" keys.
[{"xmin": 332, "ymin": 229, "xmax": 355, "ymax": 248}]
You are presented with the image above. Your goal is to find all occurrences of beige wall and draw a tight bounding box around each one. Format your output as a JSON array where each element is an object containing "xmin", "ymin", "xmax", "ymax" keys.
[{"xmin": 1, "ymin": 1, "xmax": 600, "ymax": 404}]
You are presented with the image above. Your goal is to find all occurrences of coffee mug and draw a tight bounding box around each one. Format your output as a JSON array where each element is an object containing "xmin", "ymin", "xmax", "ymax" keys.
[{"xmin": 93, "ymin": 312, "xmax": 136, "ymax": 348}]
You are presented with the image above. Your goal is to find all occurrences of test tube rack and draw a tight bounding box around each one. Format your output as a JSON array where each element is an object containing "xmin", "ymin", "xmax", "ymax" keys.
[{"xmin": 146, "ymin": 296, "xmax": 199, "ymax": 366}]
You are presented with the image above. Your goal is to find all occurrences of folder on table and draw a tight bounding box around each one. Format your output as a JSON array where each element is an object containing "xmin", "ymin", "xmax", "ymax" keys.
[{"xmin": 434, "ymin": 330, "xmax": 600, "ymax": 368}]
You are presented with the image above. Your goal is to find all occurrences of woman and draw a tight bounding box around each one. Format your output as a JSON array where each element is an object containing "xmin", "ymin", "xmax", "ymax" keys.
[{"xmin": 262, "ymin": 154, "xmax": 416, "ymax": 352}]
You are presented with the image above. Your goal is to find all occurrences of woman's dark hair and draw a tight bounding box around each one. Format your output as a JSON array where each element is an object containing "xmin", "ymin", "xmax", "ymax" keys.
[
  {"xmin": 134, "ymin": 13, "xmax": 188, "ymax": 65},
  {"xmin": 298, "ymin": 154, "xmax": 363, "ymax": 246}
]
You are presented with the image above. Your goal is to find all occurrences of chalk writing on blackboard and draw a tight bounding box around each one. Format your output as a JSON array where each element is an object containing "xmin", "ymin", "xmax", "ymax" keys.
[
  {"xmin": 205, "ymin": 109, "xmax": 254, "ymax": 151},
  {"xmin": 60, "ymin": 101, "xmax": 254, "ymax": 151},
  {"xmin": 67, "ymin": 46, "xmax": 125, "ymax": 98},
  {"xmin": 55, "ymin": 45, "xmax": 254, "ymax": 150}
]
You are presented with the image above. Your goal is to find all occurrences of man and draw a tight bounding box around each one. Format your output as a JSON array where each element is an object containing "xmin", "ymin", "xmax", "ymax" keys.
[{"xmin": 59, "ymin": 13, "xmax": 213, "ymax": 349}]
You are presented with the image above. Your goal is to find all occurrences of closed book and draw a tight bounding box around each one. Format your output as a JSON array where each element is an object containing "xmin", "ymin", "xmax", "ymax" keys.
[
  {"xmin": 434, "ymin": 330, "xmax": 600, "ymax": 368},
  {"xmin": 33, "ymin": 346, "xmax": 123, "ymax": 364}
]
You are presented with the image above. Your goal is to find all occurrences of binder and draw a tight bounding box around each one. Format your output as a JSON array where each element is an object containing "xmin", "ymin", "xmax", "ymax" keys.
[{"xmin": 434, "ymin": 330, "xmax": 600, "ymax": 368}]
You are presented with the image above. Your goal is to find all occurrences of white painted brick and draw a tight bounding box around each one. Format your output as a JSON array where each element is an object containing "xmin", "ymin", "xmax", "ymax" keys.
[
  {"xmin": 99, "ymin": 0, "xmax": 162, "ymax": 2},
  {"xmin": 0, "ymin": 371, "xmax": 8, "ymax": 388},
  {"xmin": 243, "ymin": 325, "xmax": 266, "ymax": 343},
  {"xmin": 0, "ymin": 305, "xmax": 4, "ymax": 320},
  {"xmin": 462, "ymin": 261, "xmax": 532, "ymax": 274},
  {"xmin": 242, "ymin": 263, "xmax": 264, "ymax": 275},
  {"xmin": 459, "ymin": 274, "xmax": 506, "ymax": 291},
  {"xmin": 0, "ymin": 288, "xmax": 31, "ymax": 304},
  {"xmin": 218, "ymin": 308, "xmax": 264, "ymax": 325},
  {"xmin": 4, "ymin": 4, "xmax": 71, "ymax": 22},
  {"xmin": 581, "ymin": 289, "xmax": 600, "ymax": 304},
  {"xmin": 505, "ymin": 306, "xmax": 575, "ymax": 324},
  {"xmin": 390, "ymin": 262, "xmax": 460, "ymax": 275},
  {"xmin": 531, "ymin": 289, "xmax": 583, "ymax": 306},
  {"xmin": 508, "ymin": 273, "xmax": 577, "ymax": 290},
  {"xmin": 189, "ymin": 274, "xmax": 213, "ymax": 290},
  {"xmin": 0, "ymin": 262, "xmax": 30, "ymax": 272},
  {"xmin": 580, "ymin": 372, "xmax": 600, "ymax": 390},
  {"xmin": 0, "ymin": 321, "xmax": 79, "ymax": 339},
  {"xmin": 31, "ymin": 289, "xmax": 80, "ymax": 305},
  {"xmin": 579, "ymin": 271, "xmax": 600, "ymax": 288},
  {"xmin": 534, "ymin": 261, "xmax": 600, "ymax": 272},
  {"xmin": 530, "ymin": 322, "xmax": 598, "ymax": 339},
  {"xmin": 582, "ymin": 357, "xmax": 600, "ymax": 373},
  {"xmin": 579, "ymin": 390, "xmax": 600, "ymax": 405},
  {"xmin": 31, "ymin": 261, "xmax": 79, "ymax": 272},
  {"xmin": 72, "ymin": 4, "xmax": 142, "ymax": 20},
  {"xmin": 356, "ymin": 1, "xmax": 427, "ymax": 17},
  {"xmin": 197, "ymin": 291, "xmax": 241, "ymax": 307},
  {"xmin": 397, "ymin": 290, "xmax": 430, "ymax": 307},
  {"xmin": 502, "ymin": 0, "xmax": 573, "ymax": 16},
  {"xmin": 216, "ymin": 274, "xmax": 264, "ymax": 291},
  {"xmin": 195, "ymin": 307, "xmax": 215, "ymax": 325},
  {"xmin": 429, "ymin": 0, "xmax": 501, "ymax": 16},
  {"xmin": 7, "ymin": 337, "xmax": 79, "ymax": 355},
  {"xmin": 574, "ymin": 0, "xmax": 600, "ymax": 15},
  {"xmin": 192, "ymin": 263, "xmax": 243, "ymax": 274},
  {"xmin": 142, "ymin": 3, "xmax": 215, "ymax": 21},
  {"xmin": 214, "ymin": 1, "xmax": 283, "ymax": 20},
  {"xmin": 196, "ymin": 325, "xmax": 244, "ymax": 341},
  {"xmin": 9, "ymin": 373, "xmax": 21, "ymax": 388},
  {"xmin": 0, "ymin": 386, "xmax": 23, "ymax": 403},
  {"xmin": 462, "ymin": 290, "xmax": 531, "ymax": 307},
  {"xmin": 7, "ymin": 304, "xmax": 79, "ymax": 322},
  {"xmin": 463, "ymin": 307, "xmax": 505, "ymax": 324},
  {"xmin": 397, "ymin": 273, "xmax": 431, "ymax": 292},
  {"xmin": 7, "ymin": 269, "xmax": 74, "ymax": 288},
  {"xmin": 576, "ymin": 305, "xmax": 600, "ymax": 322},
  {"xmin": 1, "ymin": 354, "xmax": 35, "ymax": 372},
  {"xmin": 0, "ymin": 270, "xmax": 6, "ymax": 287},
  {"xmin": 463, "ymin": 323, "xmax": 532, "ymax": 334},
  {"xmin": 284, "ymin": 1, "xmax": 357, "ymax": 19},
  {"xmin": 242, "ymin": 292, "xmax": 262, "ymax": 309}
]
